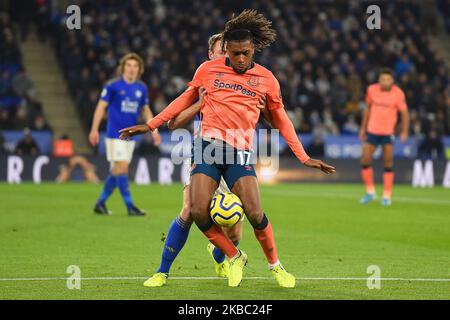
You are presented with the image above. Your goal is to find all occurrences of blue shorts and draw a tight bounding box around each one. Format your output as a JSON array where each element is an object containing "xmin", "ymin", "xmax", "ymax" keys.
[
  {"xmin": 190, "ymin": 138, "xmax": 257, "ymax": 191},
  {"xmin": 366, "ymin": 133, "xmax": 394, "ymax": 146}
]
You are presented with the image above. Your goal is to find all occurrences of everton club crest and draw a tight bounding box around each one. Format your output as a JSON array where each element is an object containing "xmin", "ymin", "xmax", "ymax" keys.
[{"xmin": 247, "ymin": 76, "xmax": 260, "ymax": 88}]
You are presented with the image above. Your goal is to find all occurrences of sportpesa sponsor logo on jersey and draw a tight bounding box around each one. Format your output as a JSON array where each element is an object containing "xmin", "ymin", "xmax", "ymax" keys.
[{"xmin": 213, "ymin": 79, "xmax": 257, "ymax": 97}]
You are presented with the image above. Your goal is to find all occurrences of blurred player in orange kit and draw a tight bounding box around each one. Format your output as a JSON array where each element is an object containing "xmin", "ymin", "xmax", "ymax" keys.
[
  {"xmin": 119, "ymin": 10, "xmax": 335, "ymax": 288},
  {"xmin": 359, "ymin": 68, "xmax": 410, "ymax": 206}
]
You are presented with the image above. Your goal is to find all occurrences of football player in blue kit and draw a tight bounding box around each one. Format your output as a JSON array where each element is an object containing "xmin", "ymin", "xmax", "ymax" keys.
[{"xmin": 89, "ymin": 53, "xmax": 160, "ymax": 216}]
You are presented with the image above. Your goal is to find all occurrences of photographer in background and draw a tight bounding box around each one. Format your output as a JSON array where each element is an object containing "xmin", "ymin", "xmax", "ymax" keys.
[{"xmin": 14, "ymin": 128, "xmax": 39, "ymax": 156}]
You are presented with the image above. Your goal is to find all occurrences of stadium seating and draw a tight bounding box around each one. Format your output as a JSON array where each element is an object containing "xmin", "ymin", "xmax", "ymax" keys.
[
  {"xmin": 0, "ymin": 10, "xmax": 52, "ymax": 154},
  {"xmin": 2, "ymin": 1, "xmax": 449, "ymax": 157},
  {"xmin": 51, "ymin": 0, "xmax": 449, "ymax": 141}
]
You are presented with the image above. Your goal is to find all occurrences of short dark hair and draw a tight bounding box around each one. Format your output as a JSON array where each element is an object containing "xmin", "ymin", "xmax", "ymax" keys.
[
  {"xmin": 379, "ymin": 67, "xmax": 394, "ymax": 77},
  {"xmin": 222, "ymin": 9, "xmax": 276, "ymax": 52}
]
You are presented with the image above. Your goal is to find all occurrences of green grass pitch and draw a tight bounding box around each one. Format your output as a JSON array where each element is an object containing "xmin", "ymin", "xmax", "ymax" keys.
[{"xmin": 0, "ymin": 182, "xmax": 449, "ymax": 300}]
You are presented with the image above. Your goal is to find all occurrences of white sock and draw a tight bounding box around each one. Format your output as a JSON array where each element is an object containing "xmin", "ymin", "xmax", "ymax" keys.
[{"xmin": 268, "ymin": 260, "xmax": 281, "ymax": 270}]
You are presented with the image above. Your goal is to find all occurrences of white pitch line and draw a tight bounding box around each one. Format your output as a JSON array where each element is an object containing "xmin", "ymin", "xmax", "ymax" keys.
[
  {"xmin": 1, "ymin": 276, "xmax": 450, "ymax": 282},
  {"xmin": 265, "ymin": 189, "xmax": 450, "ymax": 206}
]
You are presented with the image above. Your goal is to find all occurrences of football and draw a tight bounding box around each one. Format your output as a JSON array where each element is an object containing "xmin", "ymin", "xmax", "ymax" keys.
[{"xmin": 210, "ymin": 193, "xmax": 244, "ymax": 227}]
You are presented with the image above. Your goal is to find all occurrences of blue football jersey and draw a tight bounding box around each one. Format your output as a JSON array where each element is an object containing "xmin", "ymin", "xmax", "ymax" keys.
[
  {"xmin": 99, "ymin": 77, "xmax": 149, "ymax": 139},
  {"xmin": 193, "ymin": 112, "xmax": 202, "ymax": 137}
]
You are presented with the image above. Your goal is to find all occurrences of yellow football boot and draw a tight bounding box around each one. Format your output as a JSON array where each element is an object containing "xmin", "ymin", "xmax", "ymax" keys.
[
  {"xmin": 207, "ymin": 243, "xmax": 230, "ymax": 277},
  {"xmin": 228, "ymin": 250, "xmax": 248, "ymax": 287},
  {"xmin": 271, "ymin": 264, "xmax": 296, "ymax": 288},
  {"xmin": 143, "ymin": 272, "xmax": 168, "ymax": 287}
]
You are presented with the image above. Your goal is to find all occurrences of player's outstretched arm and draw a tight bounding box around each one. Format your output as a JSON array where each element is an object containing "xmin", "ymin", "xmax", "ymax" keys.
[
  {"xmin": 142, "ymin": 105, "xmax": 161, "ymax": 146},
  {"xmin": 167, "ymin": 101, "xmax": 201, "ymax": 130},
  {"xmin": 303, "ymin": 158, "xmax": 336, "ymax": 174},
  {"xmin": 119, "ymin": 86, "xmax": 199, "ymax": 140},
  {"xmin": 147, "ymin": 86, "xmax": 199, "ymax": 130},
  {"xmin": 167, "ymin": 87, "xmax": 205, "ymax": 130},
  {"xmin": 119, "ymin": 124, "xmax": 150, "ymax": 140},
  {"xmin": 269, "ymin": 107, "xmax": 336, "ymax": 174}
]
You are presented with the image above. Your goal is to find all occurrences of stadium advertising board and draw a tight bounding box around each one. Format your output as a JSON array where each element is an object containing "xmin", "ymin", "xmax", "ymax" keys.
[{"xmin": 1, "ymin": 156, "xmax": 449, "ymax": 187}]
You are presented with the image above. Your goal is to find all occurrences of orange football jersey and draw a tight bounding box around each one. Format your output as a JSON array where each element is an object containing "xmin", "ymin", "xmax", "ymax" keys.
[
  {"xmin": 147, "ymin": 57, "xmax": 309, "ymax": 163},
  {"xmin": 365, "ymin": 83, "xmax": 407, "ymax": 135},
  {"xmin": 187, "ymin": 57, "xmax": 283, "ymax": 150}
]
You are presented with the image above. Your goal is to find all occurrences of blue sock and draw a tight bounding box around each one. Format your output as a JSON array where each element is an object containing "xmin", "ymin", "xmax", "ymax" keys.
[
  {"xmin": 116, "ymin": 174, "xmax": 134, "ymax": 209},
  {"xmin": 157, "ymin": 216, "xmax": 192, "ymax": 274},
  {"xmin": 213, "ymin": 240, "xmax": 239, "ymax": 263},
  {"xmin": 97, "ymin": 174, "xmax": 117, "ymax": 204}
]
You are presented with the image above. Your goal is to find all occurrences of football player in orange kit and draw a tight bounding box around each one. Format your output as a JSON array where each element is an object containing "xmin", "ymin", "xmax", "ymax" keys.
[
  {"xmin": 144, "ymin": 33, "xmax": 255, "ymax": 287},
  {"xmin": 359, "ymin": 68, "xmax": 410, "ymax": 206},
  {"xmin": 120, "ymin": 10, "xmax": 335, "ymax": 288}
]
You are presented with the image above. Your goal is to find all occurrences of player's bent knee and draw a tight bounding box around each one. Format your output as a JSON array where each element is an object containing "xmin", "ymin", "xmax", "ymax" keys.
[
  {"xmin": 245, "ymin": 210, "xmax": 264, "ymax": 227},
  {"xmin": 190, "ymin": 203, "xmax": 211, "ymax": 226},
  {"xmin": 179, "ymin": 205, "xmax": 192, "ymax": 222},
  {"xmin": 249, "ymin": 212, "xmax": 269, "ymax": 230},
  {"xmin": 361, "ymin": 157, "xmax": 372, "ymax": 166},
  {"xmin": 240, "ymin": 198, "xmax": 262, "ymax": 224},
  {"xmin": 384, "ymin": 158, "xmax": 394, "ymax": 167},
  {"xmin": 179, "ymin": 211, "xmax": 193, "ymax": 224},
  {"xmin": 361, "ymin": 150, "xmax": 373, "ymax": 163}
]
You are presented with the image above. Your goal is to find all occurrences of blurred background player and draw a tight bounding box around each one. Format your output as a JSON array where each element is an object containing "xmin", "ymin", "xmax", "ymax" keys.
[
  {"xmin": 120, "ymin": 10, "xmax": 335, "ymax": 288},
  {"xmin": 359, "ymin": 68, "xmax": 410, "ymax": 206},
  {"xmin": 89, "ymin": 53, "xmax": 160, "ymax": 216},
  {"xmin": 144, "ymin": 34, "xmax": 248, "ymax": 287}
]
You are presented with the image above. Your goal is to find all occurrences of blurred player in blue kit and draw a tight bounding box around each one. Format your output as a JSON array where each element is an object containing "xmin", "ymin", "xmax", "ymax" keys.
[{"xmin": 89, "ymin": 53, "xmax": 160, "ymax": 216}]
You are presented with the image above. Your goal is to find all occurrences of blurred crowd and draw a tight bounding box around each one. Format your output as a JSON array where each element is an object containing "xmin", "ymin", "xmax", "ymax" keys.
[
  {"xmin": 437, "ymin": 0, "xmax": 450, "ymax": 34},
  {"xmin": 0, "ymin": 9, "xmax": 52, "ymax": 134},
  {"xmin": 1, "ymin": 0, "xmax": 449, "ymax": 159},
  {"xmin": 53, "ymin": 0, "xmax": 450, "ymax": 142}
]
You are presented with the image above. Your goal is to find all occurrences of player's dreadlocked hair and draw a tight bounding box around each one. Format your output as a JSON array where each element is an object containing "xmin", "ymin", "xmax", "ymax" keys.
[{"xmin": 221, "ymin": 9, "xmax": 276, "ymax": 52}]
